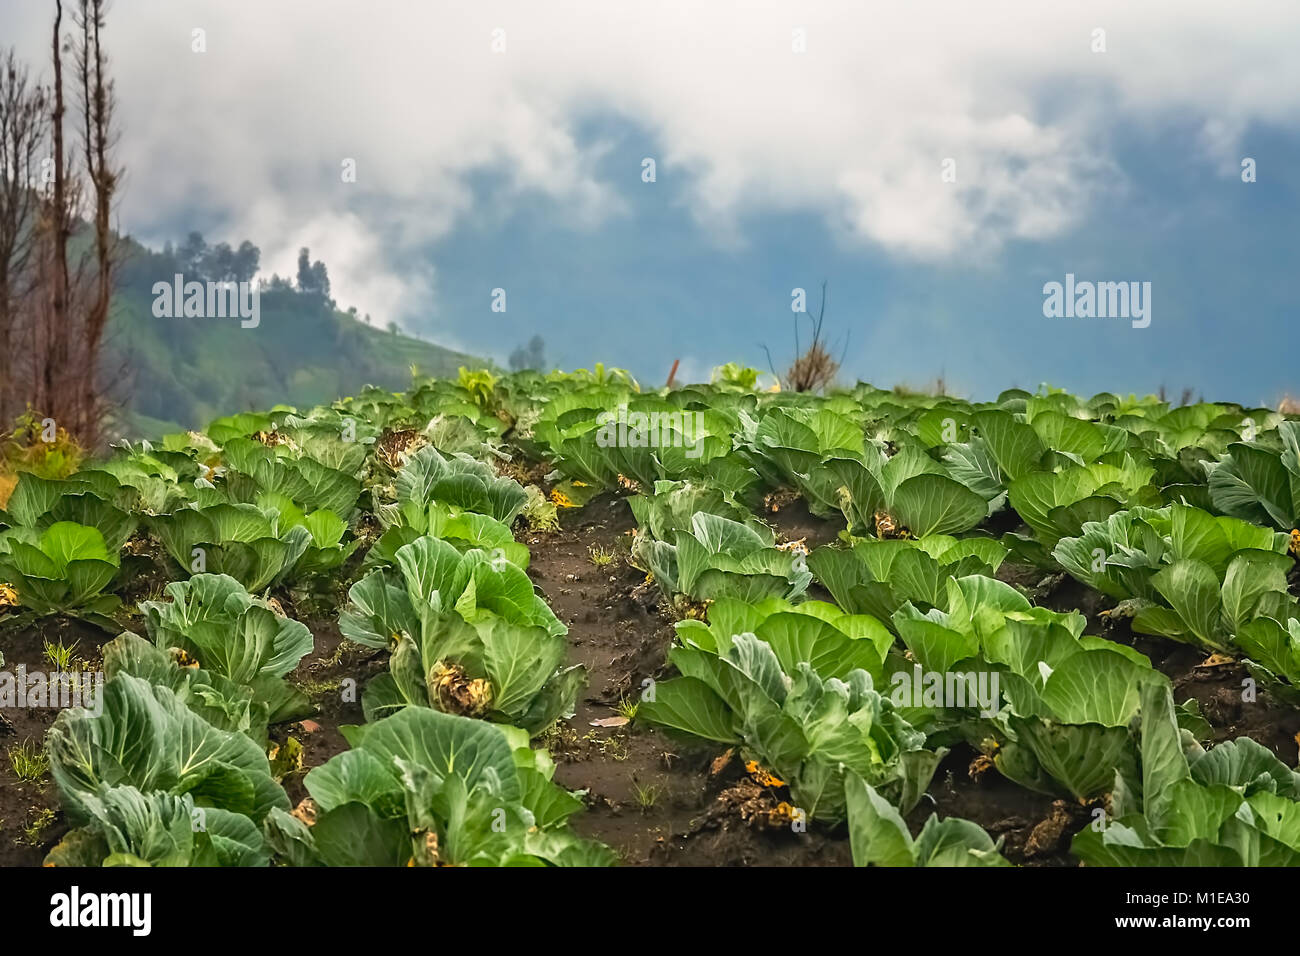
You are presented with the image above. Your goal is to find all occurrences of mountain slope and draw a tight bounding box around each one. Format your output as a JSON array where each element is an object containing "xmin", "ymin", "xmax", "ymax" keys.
[{"xmin": 106, "ymin": 236, "xmax": 480, "ymax": 434}]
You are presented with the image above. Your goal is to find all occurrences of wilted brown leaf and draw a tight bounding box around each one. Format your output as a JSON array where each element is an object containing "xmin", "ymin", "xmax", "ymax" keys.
[{"xmin": 710, "ymin": 748, "xmax": 735, "ymax": 776}]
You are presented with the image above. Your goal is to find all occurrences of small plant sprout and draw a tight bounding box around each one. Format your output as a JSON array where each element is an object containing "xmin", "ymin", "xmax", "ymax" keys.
[
  {"xmin": 42, "ymin": 637, "xmax": 80, "ymax": 672},
  {"xmin": 615, "ymin": 694, "xmax": 639, "ymax": 721},
  {"xmin": 632, "ymin": 780, "xmax": 660, "ymax": 811},
  {"xmin": 588, "ymin": 544, "xmax": 617, "ymax": 568},
  {"xmin": 8, "ymin": 739, "xmax": 50, "ymax": 783},
  {"xmin": 22, "ymin": 807, "xmax": 56, "ymax": 845}
]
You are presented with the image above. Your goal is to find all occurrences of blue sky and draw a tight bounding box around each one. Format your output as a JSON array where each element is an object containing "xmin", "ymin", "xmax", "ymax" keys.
[
  {"xmin": 435, "ymin": 115, "xmax": 1298, "ymax": 404},
  {"xmin": 4, "ymin": 0, "xmax": 1297, "ymax": 405}
]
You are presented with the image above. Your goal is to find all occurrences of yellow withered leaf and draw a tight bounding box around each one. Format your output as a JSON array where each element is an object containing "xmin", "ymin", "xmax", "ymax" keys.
[
  {"xmin": 168, "ymin": 647, "xmax": 200, "ymax": 669},
  {"xmin": 430, "ymin": 661, "xmax": 494, "ymax": 717},
  {"xmin": 1199, "ymin": 653, "xmax": 1235, "ymax": 668},
  {"xmin": 745, "ymin": 760, "xmax": 786, "ymax": 788}
]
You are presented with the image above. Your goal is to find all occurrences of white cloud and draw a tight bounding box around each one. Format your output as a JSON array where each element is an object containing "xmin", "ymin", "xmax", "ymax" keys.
[
  {"xmin": 5, "ymin": 0, "xmax": 1298, "ymax": 320},
  {"xmin": 262, "ymin": 209, "xmax": 436, "ymax": 334}
]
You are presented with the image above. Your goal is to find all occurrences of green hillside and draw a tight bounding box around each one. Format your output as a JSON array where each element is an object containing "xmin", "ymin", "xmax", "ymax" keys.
[{"xmin": 105, "ymin": 235, "xmax": 481, "ymax": 436}]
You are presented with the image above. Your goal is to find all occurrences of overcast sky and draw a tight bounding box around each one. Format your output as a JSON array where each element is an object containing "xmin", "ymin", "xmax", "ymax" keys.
[{"xmin": 4, "ymin": 1, "xmax": 1298, "ymax": 402}]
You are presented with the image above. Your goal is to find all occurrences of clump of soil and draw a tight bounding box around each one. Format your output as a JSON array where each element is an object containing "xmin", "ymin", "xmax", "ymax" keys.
[{"xmin": 764, "ymin": 495, "xmax": 844, "ymax": 551}]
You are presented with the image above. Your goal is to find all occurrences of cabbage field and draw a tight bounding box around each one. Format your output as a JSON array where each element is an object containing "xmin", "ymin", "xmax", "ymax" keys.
[{"xmin": 3, "ymin": 367, "xmax": 1300, "ymax": 868}]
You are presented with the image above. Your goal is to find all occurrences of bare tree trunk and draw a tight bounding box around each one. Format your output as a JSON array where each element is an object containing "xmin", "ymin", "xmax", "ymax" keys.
[
  {"xmin": 42, "ymin": 0, "xmax": 73, "ymax": 430},
  {"xmin": 75, "ymin": 0, "xmax": 118, "ymax": 445},
  {"xmin": 0, "ymin": 50, "xmax": 48, "ymax": 425}
]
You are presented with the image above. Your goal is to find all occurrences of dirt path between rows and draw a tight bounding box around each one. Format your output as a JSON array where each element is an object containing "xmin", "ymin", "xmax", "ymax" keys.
[{"xmin": 525, "ymin": 493, "xmax": 858, "ymax": 864}]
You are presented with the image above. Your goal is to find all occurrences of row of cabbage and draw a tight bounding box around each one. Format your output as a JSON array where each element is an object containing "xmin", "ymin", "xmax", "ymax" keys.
[
  {"xmin": 0, "ymin": 376, "xmax": 615, "ymax": 866},
  {"xmin": 501, "ymin": 372, "xmax": 1300, "ymax": 865}
]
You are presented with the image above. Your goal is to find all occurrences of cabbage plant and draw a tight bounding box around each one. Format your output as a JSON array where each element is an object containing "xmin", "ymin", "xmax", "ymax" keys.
[
  {"xmin": 339, "ymin": 535, "xmax": 582, "ymax": 733},
  {"xmin": 139, "ymin": 573, "xmax": 315, "ymax": 725},
  {"xmin": 46, "ymin": 673, "xmax": 289, "ymax": 826},
  {"xmin": 1072, "ymin": 682, "xmax": 1300, "ymax": 865},
  {"xmin": 1006, "ymin": 455, "xmax": 1158, "ymax": 548},
  {"xmin": 844, "ymin": 774, "xmax": 1009, "ymax": 867},
  {"xmin": 887, "ymin": 575, "xmax": 1195, "ymax": 800},
  {"xmin": 220, "ymin": 436, "xmax": 362, "ymax": 517},
  {"xmin": 257, "ymin": 493, "xmax": 359, "ymax": 575},
  {"xmin": 672, "ymin": 596, "xmax": 895, "ymax": 686},
  {"xmin": 102, "ymin": 631, "xmax": 271, "ymax": 742},
  {"xmin": 365, "ymin": 501, "xmax": 528, "ymax": 571},
  {"xmin": 1206, "ymin": 420, "xmax": 1300, "ymax": 531},
  {"xmin": 1236, "ymin": 617, "xmax": 1300, "ymax": 699},
  {"xmin": 384, "ymin": 445, "xmax": 527, "ymax": 526},
  {"xmin": 810, "ymin": 534, "xmax": 1006, "ymax": 624},
  {"xmin": 828, "ymin": 445, "xmax": 990, "ymax": 538},
  {"xmin": 0, "ymin": 472, "xmax": 138, "ymax": 551},
  {"xmin": 530, "ymin": 391, "xmax": 735, "ymax": 491},
  {"xmin": 1054, "ymin": 503, "xmax": 1290, "ymax": 600},
  {"xmin": 1054, "ymin": 504, "xmax": 1297, "ymax": 656},
  {"xmin": 627, "ymin": 479, "xmax": 755, "ymax": 540},
  {"xmin": 0, "ymin": 521, "xmax": 121, "ymax": 626},
  {"xmin": 738, "ymin": 404, "xmax": 866, "ymax": 515},
  {"xmin": 45, "ymin": 785, "xmax": 269, "ymax": 867},
  {"xmin": 264, "ymin": 707, "xmax": 614, "ymax": 866},
  {"xmin": 638, "ymin": 630, "xmax": 939, "ymax": 822},
  {"xmin": 1128, "ymin": 552, "xmax": 1298, "ymax": 654},
  {"xmin": 149, "ymin": 502, "xmax": 312, "ymax": 591},
  {"xmin": 630, "ymin": 511, "xmax": 812, "ymax": 606}
]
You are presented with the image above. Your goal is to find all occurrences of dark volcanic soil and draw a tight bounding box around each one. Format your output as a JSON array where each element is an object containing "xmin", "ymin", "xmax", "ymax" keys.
[
  {"xmin": 274, "ymin": 620, "xmax": 375, "ymax": 809},
  {"xmin": 523, "ymin": 493, "xmax": 713, "ymax": 864}
]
